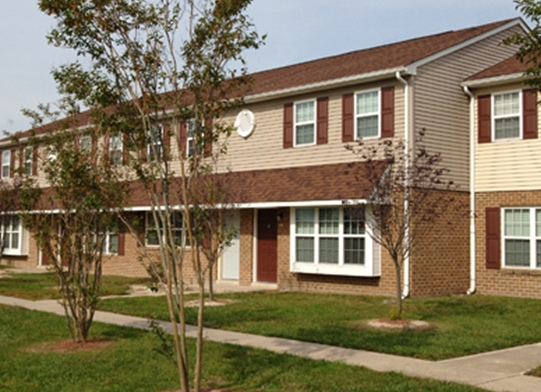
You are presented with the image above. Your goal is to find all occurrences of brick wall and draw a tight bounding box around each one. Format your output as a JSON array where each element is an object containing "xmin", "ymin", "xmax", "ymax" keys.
[
  {"xmin": 410, "ymin": 190, "xmax": 470, "ymax": 296},
  {"xmin": 239, "ymin": 209, "xmax": 254, "ymax": 285},
  {"xmin": 476, "ymin": 190, "xmax": 541, "ymax": 298}
]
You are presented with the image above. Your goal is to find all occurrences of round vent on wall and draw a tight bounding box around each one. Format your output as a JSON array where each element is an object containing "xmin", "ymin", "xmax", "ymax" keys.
[{"xmin": 235, "ymin": 109, "xmax": 255, "ymax": 138}]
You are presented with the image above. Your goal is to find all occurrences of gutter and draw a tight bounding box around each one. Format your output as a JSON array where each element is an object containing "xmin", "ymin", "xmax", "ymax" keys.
[
  {"xmin": 463, "ymin": 86, "xmax": 476, "ymax": 295},
  {"xmin": 396, "ymin": 71, "xmax": 410, "ymax": 300}
]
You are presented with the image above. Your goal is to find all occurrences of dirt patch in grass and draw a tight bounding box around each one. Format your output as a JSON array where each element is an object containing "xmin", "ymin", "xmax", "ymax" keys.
[
  {"xmin": 366, "ymin": 318, "xmax": 434, "ymax": 331},
  {"xmin": 184, "ymin": 298, "xmax": 236, "ymax": 308},
  {"xmin": 27, "ymin": 338, "xmax": 116, "ymax": 354}
]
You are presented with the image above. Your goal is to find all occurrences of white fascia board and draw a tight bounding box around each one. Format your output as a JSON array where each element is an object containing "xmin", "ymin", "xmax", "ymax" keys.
[
  {"xmin": 244, "ymin": 68, "xmax": 408, "ymax": 104},
  {"xmin": 0, "ymin": 123, "xmax": 96, "ymax": 149},
  {"xmin": 406, "ymin": 19, "xmax": 527, "ymax": 74},
  {"xmin": 461, "ymin": 73, "xmax": 526, "ymax": 88},
  {"xmin": 123, "ymin": 199, "xmax": 367, "ymax": 211}
]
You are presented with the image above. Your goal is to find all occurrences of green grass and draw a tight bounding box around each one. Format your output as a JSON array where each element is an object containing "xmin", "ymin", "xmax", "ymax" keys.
[
  {"xmin": 99, "ymin": 291, "xmax": 541, "ymax": 360},
  {"xmin": 0, "ymin": 304, "xmax": 485, "ymax": 392},
  {"xmin": 0, "ymin": 272, "xmax": 151, "ymax": 300}
]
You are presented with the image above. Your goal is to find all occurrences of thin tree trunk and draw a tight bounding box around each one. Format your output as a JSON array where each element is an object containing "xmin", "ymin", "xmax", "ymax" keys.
[
  {"xmin": 394, "ymin": 260, "xmax": 403, "ymax": 318},
  {"xmin": 194, "ymin": 276, "xmax": 205, "ymax": 392},
  {"xmin": 208, "ymin": 263, "xmax": 214, "ymax": 302}
]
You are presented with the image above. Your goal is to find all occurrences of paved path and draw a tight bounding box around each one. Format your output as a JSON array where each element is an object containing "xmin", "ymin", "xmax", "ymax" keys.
[{"xmin": 1, "ymin": 294, "xmax": 541, "ymax": 392}]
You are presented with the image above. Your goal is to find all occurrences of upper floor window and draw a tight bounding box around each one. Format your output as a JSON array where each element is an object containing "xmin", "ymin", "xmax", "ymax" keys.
[
  {"xmin": 478, "ymin": 89, "xmax": 537, "ymax": 143},
  {"xmin": 79, "ymin": 135, "xmax": 92, "ymax": 153},
  {"xmin": 356, "ymin": 90, "xmax": 380, "ymax": 139},
  {"xmin": 148, "ymin": 125, "xmax": 163, "ymax": 161},
  {"xmin": 283, "ymin": 98, "xmax": 328, "ymax": 148},
  {"xmin": 23, "ymin": 148, "xmax": 33, "ymax": 176},
  {"xmin": 109, "ymin": 134, "xmax": 123, "ymax": 165},
  {"xmin": 493, "ymin": 92, "xmax": 521, "ymax": 140},
  {"xmin": 1, "ymin": 151, "xmax": 10, "ymax": 178},
  {"xmin": 294, "ymin": 100, "xmax": 316, "ymax": 146}
]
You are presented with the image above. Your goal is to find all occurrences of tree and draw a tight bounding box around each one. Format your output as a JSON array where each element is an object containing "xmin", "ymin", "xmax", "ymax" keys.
[
  {"xmin": 37, "ymin": 0, "xmax": 263, "ymax": 390},
  {"xmin": 17, "ymin": 126, "xmax": 126, "ymax": 342},
  {"xmin": 347, "ymin": 130, "xmax": 464, "ymax": 318},
  {"xmin": 504, "ymin": 0, "xmax": 541, "ymax": 90}
]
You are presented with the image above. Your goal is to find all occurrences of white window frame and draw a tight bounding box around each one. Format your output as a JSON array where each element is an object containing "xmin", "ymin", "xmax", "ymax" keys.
[
  {"xmin": 109, "ymin": 134, "xmax": 123, "ymax": 165},
  {"xmin": 355, "ymin": 88, "xmax": 381, "ymax": 140},
  {"xmin": 1, "ymin": 150, "xmax": 10, "ymax": 179},
  {"xmin": 96, "ymin": 227, "xmax": 119, "ymax": 255},
  {"xmin": 148, "ymin": 124, "xmax": 163, "ymax": 160},
  {"xmin": 290, "ymin": 206, "xmax": 379, "ymax": 277},
  {"xmin": 502, "ymin": 207, "xmax": 541, "ymax": 269},
  {"xmin": 23, "ymin": 148, "xmax": 33, "ymax": 176},
  {"xmin": 293, "ymin": 99, "xmax": 316, "ymax": 147},
  {"xmin": 1, "ymin": 216, "xmax": 23, "ymax": 256},
  {"xmin": 145, "ymin": 211, "xmax": 184, "ymax": 247},
  {"xmin": 492, "ymin": 90, "xmax": 522, "ymax": 141}
]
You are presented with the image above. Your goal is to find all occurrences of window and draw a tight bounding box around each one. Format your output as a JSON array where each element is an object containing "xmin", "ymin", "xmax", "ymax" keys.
[
  {"xmin": 291, "ymin": 207, "xmax": 376, "ymax": 276},
  {"xmin": 493, "ymin": 92, "xmax": 521, "ymax": 140},
  {"xmin": 294, "ymin": 100, "xmax": 315, "ymax": 146},
  {"xmin": 1, "ymin": 216, "xmax": 21, "ymax": 255},
  {"xmin": 186, "ymin": 119, "xmax": 205, "ymax": 157},
  {"xmin": 356, "ymin": 89, "xmax": 380, "ymax": 139},
  {"xmin": 23, "ymin": 148, "xmax": 33, "ymax": 176},
  {"xmin": 148, "ymin": 125, "xmax": 163, "ymax": 160},
  {"xmin": 79, "ymin": 135, "xmax": 92, "ymax": 153},
  {"xmin": 146, "ymin": 211, "xmax": 184, "ymax": 247},
  {"xmin": 100, "ymin": 228, "xmax": 119, "ymax": 255},
  {"xmin": 109, "ymin": 134, "xmax": 123, "ymax": 165},
  {"xmin": 1, "ymin": 151, "xmax": 10, "ymax": 178},
  {"xmin": 503, "ymin": 208, "xmax": 541, "ymax": 268}
]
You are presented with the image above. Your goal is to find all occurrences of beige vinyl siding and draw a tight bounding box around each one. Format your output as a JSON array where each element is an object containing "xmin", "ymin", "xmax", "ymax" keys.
[
  {"xmin": 217, "ymin": 80, "xmax": 404, "ymax": 173},
  {"xmin": 414, "ymin": 25, "xmax": 522, "ymax": 189},
  {"xmin": 475, "ymin": 85, "xmax": 541, "ymax": 192}
]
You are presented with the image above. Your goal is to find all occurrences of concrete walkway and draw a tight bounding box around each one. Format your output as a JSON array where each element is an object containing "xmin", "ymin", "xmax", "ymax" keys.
[{"xmin": 1, "ymin": 295, "xmax": 541, "ymax": 391}]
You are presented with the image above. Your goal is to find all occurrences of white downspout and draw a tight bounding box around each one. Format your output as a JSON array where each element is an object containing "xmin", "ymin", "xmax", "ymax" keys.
[
  {"xmin": 463, "ymin": 86, "xmax": 476, "ymax": 295},
  {"xmin": 396, "ymin": 71, "xmax": 410, "ymax": 300}
]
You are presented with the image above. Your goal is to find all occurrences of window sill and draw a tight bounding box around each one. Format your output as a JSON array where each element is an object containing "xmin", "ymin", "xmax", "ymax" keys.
[
  {"xmin": 291, "ymin": 262, "xmax": 379, "ymax": 277},
  {"xmin": 500, "ymin": 268, "xmax": 541, "ymax": 276},
  {"xmin": 2, "ymin": 251, "xmax": 27, "ymax": 257}
]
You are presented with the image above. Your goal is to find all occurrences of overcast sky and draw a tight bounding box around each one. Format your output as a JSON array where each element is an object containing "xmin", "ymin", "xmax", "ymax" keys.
[{"xmin": 0, "ymin": 1, "xmax": 523, "ymax": 134}]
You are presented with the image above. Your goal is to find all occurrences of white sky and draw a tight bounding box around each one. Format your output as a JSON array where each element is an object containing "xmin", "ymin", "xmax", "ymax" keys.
[{"xmin": 0, "ymin": 1, "xmax": 522, "ymax": 134}]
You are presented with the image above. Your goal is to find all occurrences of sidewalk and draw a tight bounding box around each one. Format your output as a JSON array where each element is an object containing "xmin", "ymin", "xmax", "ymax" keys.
[{"xmin": 1, "ymin": 293, "xmax": 541, "ymax": 392}]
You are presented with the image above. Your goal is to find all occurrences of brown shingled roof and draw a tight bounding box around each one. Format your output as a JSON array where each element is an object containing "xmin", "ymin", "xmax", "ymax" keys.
[
  {"xmin": 4, "ymin": 18, "xmax": 518, "ymax": 143},
  {"xmin": 466, "ymin": 55, "xmax": 527, "ymax": 81},
  {"xmin": 126, "ymin": 161, "xmax": 388, "ymax": 207}
]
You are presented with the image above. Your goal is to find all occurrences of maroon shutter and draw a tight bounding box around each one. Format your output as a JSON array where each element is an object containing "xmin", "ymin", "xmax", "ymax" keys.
[
  {"xmin": 317, "ymin": 97, "xmax": 328, "ymax": 145},
  {"xmin": 478, "ymin": 95, "xmax": 492, "ymax": 143},
  {"xmin": 179, "ymin": 122, "xmax": 187, "ymax": 158},
  {"xmin": 32, "ymin": 147, "xmax": 38, "ymax": 176},
  {"xmin": 117, "ymin": 232, "xmax": 125, "ymax": 256},
  {"xmin": 163, "ymin": 124, "xmax": 171, "ymax": 160},
  {"xmin": 18, "ymin": 148, "xmax": 23, "ymax": 173},
  {"xmin": 342, "ymin": 93, "xmax": 354, "ymax": 142},
  {"xmin": 91, "ymin": 136, "xmax": 97, "ymax": 161},
  {"xmin": 140, "ymin": 139, "xmax": 147, "ymax": 162},
  {"xmin": 523, "ymin": 89, "xmax": 538, "ymax": 139},
  {"xmin": 9, "ymin": 149, "xmax": 15, "ymax": 178},
  {"xmin": 204, "ymin": 118, "xmax": 213, "ymax": 157},
  {"xmin": 485, "ymin": 207, "xmax": 501, "ymax": 270},
  {"xmin": 283, "ymin": 103, "xmax": 293, "ymax": 148},
  {"xmin": 122, "ymin": 133, "xmax": 128, "ymax": 165},
  {"xmin": 381, "ymin": 87, "xmax": 395, "ymax": 138}
]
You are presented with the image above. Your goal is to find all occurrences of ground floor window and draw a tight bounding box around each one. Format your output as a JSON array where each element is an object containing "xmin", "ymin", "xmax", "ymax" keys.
[
  {"xmin": 1, "ymin": 216, "xmax": 22, "ymax": 255},
  {"xmin": 503, "ymin": 208, "xmax": 541, "ymax": 268},
  {"xmin": 290, "ymin": 206, "xmax": 379, "ymax": 277},
  {"xmin": 146, "ymin": 211, "xmax": 184, "ymax": 247}
]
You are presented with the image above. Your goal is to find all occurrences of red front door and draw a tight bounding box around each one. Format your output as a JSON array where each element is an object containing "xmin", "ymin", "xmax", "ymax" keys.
[{"xmin": 257, "ymin": 209, "xmax": 278, "ymax": 283}]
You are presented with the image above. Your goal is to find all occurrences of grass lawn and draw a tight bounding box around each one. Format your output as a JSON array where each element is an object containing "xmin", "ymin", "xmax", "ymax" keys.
[
  {"xmin": 0, "ymin": 304, "xmax": 485, "ymax": 392},
  {"xmin": 98, "ymin": 291, "xmax": 541, "ymax": 361},
  {"xmin": 0, "ymin": 272, "xmax": 151, "ymax": 300}
]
